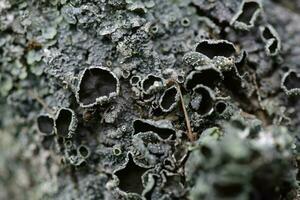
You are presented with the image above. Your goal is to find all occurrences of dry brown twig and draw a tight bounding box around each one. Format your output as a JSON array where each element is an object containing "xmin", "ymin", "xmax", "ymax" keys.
[
  {"xmin": 167, "ymin": 78, "xmax": 195, "ymax": 142},
  {"xmin": 28, "ymin": 90, "xmax": 55, "ymax": 115}
]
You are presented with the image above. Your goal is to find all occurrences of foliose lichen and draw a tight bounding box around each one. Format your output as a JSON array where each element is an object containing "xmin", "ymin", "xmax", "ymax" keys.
[{"xmin": 1, "ymin": 0, "xmax": 300, "ymax": 199}]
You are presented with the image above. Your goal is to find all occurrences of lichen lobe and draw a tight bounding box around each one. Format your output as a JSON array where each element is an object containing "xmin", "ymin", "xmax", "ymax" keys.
[{"xmin": 77, "ymin": 66, "xmax": 119, "ymax": 107}]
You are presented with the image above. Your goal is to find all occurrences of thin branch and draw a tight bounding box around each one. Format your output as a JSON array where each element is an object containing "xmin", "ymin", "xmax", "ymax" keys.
[
  {"xmin": 175, "ymin": 82, "xmax": 195, "ymax": 142},
  {"xmin": 252, "ymin": 73, "xmax": 263, "ymax": 109},
  {"xmin": 28, "ymin": 90, "xmax": 54, "ymax": 115}
]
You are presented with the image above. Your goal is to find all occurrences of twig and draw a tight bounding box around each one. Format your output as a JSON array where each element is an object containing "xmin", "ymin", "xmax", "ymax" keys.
[
  {"xmin": 174, "ymin": 82, "xmax": 195, "ymax": 142},
  {"xmin": 28, "ymin": 90, "xmax": 54, "ymax": 115},
  {"xmin": 252, "ymin": 73, "xmax": 263, "ymax": 109}
]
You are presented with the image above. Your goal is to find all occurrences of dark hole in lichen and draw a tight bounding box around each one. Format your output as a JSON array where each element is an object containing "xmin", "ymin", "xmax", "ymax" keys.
[
  {"xmin": 181, "ymin": 17, "xmax": 190, "ymax": 27},
  {"xmin": 193, "ymin": 86, "xmax": 214, "ymax": 115},
  {"xmin": 177, "ymin": 75, "xmax": 184, "ymax": 83},
  {"xmin": 143, "ymin": 93, "xmax": 155, "ymax": 102},
  {"xmin": 113, "ymin": 148, "xmax": 122, "ymax": 156},
  {"xmin": 186, "ymin": 69, "xmax": 222, "ymax": 90},
  {"xmin": 223, "ymin": 70, "xmax": 243, "ymax": 94},
  {"xmin": 122, "ymin": 70, "xmax": 130, "ymax": 78},
  {"xmin": 79, "ymin": 68, "xmax": 117, "ymax": 105},
  {"xmin": 142, "ymin": 75, "xmax": 162, "ymax": 92},
  {"xmin": 215, "ymin": 101, "xmax": 227, "ymax": 114},
  {"xmin": 235, "ymin": 51, "xmax": 247, "ymax": 76},
  {"xmin": 69, "ymin": 149, "xmax": 77, "ymax": 156},
  {"xmin": 56, "ymin": 109, "xmax": 72, "ymax": 137},
  {"xmin": 283, "ymin": 71, "xmax": 299, "ymax": 90},
  {"xmin": 37, "ymin": 115, "xmax": 54, "ymax": 135},
  {"xmin": 57, "ymin": 137, "xmax": 65, "ymax": 151},
  {"xmin": 133, "ymin": 120, "xmax": 175, "ymax": 139},
  {"xmin": 78, "ymin": 160, "xmax": 88, "ymax": 168},
  {"xmin": 164, "ymin": 159, "xmax": 172, "ymax": 166},
  {"xmin": 196, "ymin": 41, "xmax": 235, "ymax": 59},
  {"xmin": 262, "ymin": 27, "xmax": 274, "ymax": 40},
  {"xmin": 268, "ymin": 39, "xmax": 278, "ymax": 54},
  {"xmin": 281, "ymin": 66, "xmax": 290, "ymax": 73},
  {"xmin": 57, "ymin": 137, "xmax": 64, "ymax": 146},
  {"xmin": 130, "ymin": 76, "xmax": 140, "ymax": 85},
  {"xmin": 115, "ymin": 154, "xmax": 147, "ymax": 194},
  {"xmin": 236, "ymin": 1, "xmax": 260, "ymax": 25},
  {"xmin": 213, "ymin": 181, "xmax": 244, "ymax": 197},
  {"xmin": 161, "ymin": 87, "xmax": 178, "ymax": 111},
  {"xmin": 150, "ymin": 24, "xmax": 158, "ymax": 34},
  {"xmin": 200, "ymin": 145, "xmax": 213, "ymax": 159},
  {"xmin": 64, "ymin": 139, "xmax": 72, "ymax": 148},
  {"xmin": 78, "ymin": 145, "xmax": 89, "ymax": 158}
]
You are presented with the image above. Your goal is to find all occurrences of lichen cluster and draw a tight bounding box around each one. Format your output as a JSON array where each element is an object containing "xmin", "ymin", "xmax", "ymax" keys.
[{"xmin": 0, "ymin": 0, "xmax": 300, "ymax": 199}]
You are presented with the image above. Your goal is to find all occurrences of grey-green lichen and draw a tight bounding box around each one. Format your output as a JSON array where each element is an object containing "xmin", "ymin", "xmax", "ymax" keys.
[
  {"xmin": 1, "ymin": 0, "xmax": 300, "ymax": 199},
  {"xmin": 186, "ymin": 121, "xmax": 297, "ymax": 200}
]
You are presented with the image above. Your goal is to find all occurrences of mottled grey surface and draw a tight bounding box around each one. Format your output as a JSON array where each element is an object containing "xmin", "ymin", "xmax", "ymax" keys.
[{"xmin": 0, "ymin": 0, "xmax": 300, "ymax": 199}]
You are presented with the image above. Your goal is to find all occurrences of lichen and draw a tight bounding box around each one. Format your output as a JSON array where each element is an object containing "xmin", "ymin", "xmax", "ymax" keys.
[
  {"xmin": 76, "ymin": 66, "xmax": 120, "ymax": 108},
  {"xmin": 1, "ymin": 0, "xmax": 300, "ymax": 199}
]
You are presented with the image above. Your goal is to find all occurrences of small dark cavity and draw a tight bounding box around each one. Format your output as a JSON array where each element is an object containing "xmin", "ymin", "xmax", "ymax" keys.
[
  {"xmin": 268, "ymin": 39, "xmax": 278, "ymax": 54},
  {"xmin": 196, "ymin": 41, "xmax": 236, "ymax": 59},
  {"xmin": 56, "ymin": 137, "xmax": 65, "ymax": 151},
  {"xmin": 64, "ymin": 139, "xmax": 73, "ymax": 148},
  {"xmin": 122, "ymin": 70, "xmax": 130, "ymax": 79},
  {"xmin": 115, "ymin": 154, "xmax": 147, "ymax": 194},
  {"xmin": 213, "ymin": 181, "xmax": 244, "ymax": 197},
  {"xmin": 186, "ymin": 68, "xmax": 223, "ymax": 90},
  {"xmin": 236, "ymin": 1, "xmax": 260, "ymax": 24},
  {"xmin": 283, "ymin": 71, "xmax": 300, "ymax": 90},
  {"xmin": 164, "ymin": 159, "xmax": 172, "ymax": 166},
  {"xmin": 78, "ymin": 67, "xmax": 117, "ymax": 105},
  {"xmin": 222, "ymin": 69, "xmax": 243, "ymax": 94},
  {"xmin": 142, "ymin": 75, "xmax": 162, "ymax": 92},
  {"xmin": 262, "ymin": 27, "xmax": 274, "ymax": 40},
  {"xmin": 181, "ymin": 17, "xmax": 190, "ymax": 27},
  {"xmin": 69, "ymin": 149, "xmax": 77, "ymax": 157},
  {"xmin": 192, "ymin": 86, "xmax": 214, "ymax": 115},
  {"xmin": 56, "ymin": 109, "xmax": 72, "ymax": 137},
  {"xmin": 37, "ymin": 115, "xmax": 54, "ymax": 135},
  {"xmin": 57, "ymin": 137, "xmax": 64, "ymax": 146},
  {"xmin": 78, "ymin": 145, "xmax": 89, "ymax": 158},
  {"xmin": 281, "ymin": 66, "xmax": 290, "ymax": 73},
  {"xmin": 150, "ymin": 24, "xmax": 158, "ymax": 34},
  {"xmin": 142, "ymin": 93, "xmax": 155, "ymax": 102},
  {"xmin": 177, "ymin": 75, "xmax": 184, "ymax": 83},
  {"xmin": 133, "ymin": 120, "xmax": 175, "ymax": 139},
  {"xmin": 113, "ymin": 147, "xmax": 122, "ymax": 156},
  {"xmin": 130, "ymin": 76, "xmax": 140, "ymax": 85},
  {"xmin": 215, "ymin": 101, "xmax": 227, "ymax": 114},
  {"xmin": 200, "ymin": 145, "xmax": 213, "ymax": 159},
  {"xmin": 235, "ymin": 51, "xmax": 247, "ymax": 76},
  {"xmin": 160, "ymin": 87, "xmax": 178, "ymax": 111}
]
